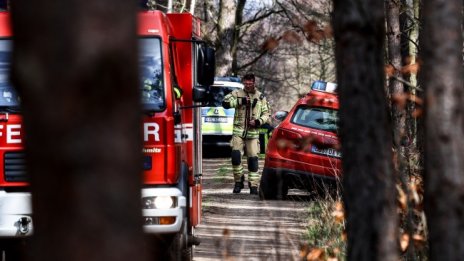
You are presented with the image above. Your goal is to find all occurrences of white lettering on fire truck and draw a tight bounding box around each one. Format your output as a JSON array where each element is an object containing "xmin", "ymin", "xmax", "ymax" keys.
[
  {"xmin": 0, "ymin": 124, "xmax": 22, "ymax": 144},
  {"xmin": 143, "ymin": 148, "xmax": 161, "ymax": 153},
  {"xmin": 144, "ymin": 123, "xmax": 160, "ymax": 142}
]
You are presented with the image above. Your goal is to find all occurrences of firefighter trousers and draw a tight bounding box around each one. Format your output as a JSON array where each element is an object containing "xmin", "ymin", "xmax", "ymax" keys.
[{"xmin": 230, "ymin": 135, "xmax": 261, "ymax": 187}]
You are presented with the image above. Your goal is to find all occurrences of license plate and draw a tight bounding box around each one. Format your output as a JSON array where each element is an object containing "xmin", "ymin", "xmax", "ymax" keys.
[
  {"xmin": 311, "ymin": 145, "xmax": 341, "ymax": 158},
  {"xmin": 204, "ymin": 116, "xmax": 228, "ymax": 123}
]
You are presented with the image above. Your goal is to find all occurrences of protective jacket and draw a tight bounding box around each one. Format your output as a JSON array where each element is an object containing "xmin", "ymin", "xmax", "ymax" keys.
[{"xmin": 222, "ymin": 89, "xmax": 270, "ymax": 139}]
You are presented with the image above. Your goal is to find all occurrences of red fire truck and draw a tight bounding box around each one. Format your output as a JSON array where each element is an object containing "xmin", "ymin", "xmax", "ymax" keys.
[{"xmin": 0, "ymin": 10, "xmax": 214, "ymax": 260}]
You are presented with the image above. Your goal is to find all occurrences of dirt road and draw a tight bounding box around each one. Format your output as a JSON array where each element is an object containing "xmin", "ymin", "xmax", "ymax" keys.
[{"xmin": 193, "ymin": 157, "xmax": 311, "ymax": 261}]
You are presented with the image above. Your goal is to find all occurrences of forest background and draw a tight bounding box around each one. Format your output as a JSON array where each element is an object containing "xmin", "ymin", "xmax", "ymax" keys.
[
  {"xmin": 146, "ymin": 0, "xmax": 464, "ymax": 260},
  {"xmin": 5, "ymin": 0, "xmax": 463, "ymax": 260}
]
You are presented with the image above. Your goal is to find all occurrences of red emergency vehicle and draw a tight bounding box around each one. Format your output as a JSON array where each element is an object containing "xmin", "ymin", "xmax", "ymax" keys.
[
  {"xmin": 260, "ymin": 81, "xmax": 341, "ymax": 199},
  {"xmin": 0, "ymin": 11, "xmax": 215, "ymax": 260}
]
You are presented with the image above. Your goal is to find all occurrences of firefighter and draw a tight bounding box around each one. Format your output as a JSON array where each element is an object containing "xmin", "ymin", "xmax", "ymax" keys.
[{"xmin": 222, "ymin": 73, "xmax": 270, "ymax": 195}]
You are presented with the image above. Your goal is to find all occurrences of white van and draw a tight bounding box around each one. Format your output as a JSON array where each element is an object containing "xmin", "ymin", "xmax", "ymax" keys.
[{"xmin": 201, "ymin": 77, "xmax": 244, "ymax": 148}]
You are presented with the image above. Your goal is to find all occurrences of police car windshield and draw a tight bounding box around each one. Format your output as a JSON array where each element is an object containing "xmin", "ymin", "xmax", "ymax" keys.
[
  {"xmin": 139, "ymin": 38, "xmax": 165, "ymax": 111},
  {"xmin": 0, "ymin": 39, "xmax": 20, "ymax": 110},
  {"xmin": 291, "ymin": 106, "xmax": 339, "ymax": 133},
  {"xmin": 206, "ymin": 86, "xmax": 241, "ymax": 107}
]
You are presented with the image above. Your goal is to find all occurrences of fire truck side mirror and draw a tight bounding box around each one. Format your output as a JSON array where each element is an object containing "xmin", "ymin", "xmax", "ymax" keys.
[
  {"xmin": 197, "ymin": 45, "xmax": 215, "ymax": 86},
  {"xmin": 192, "ymin": 86, "xmax": 207, "ymax": 102}
]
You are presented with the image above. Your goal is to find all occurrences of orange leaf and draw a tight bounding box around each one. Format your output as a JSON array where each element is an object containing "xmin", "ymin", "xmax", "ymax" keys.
[
  {"xmin": 261, "ymin": 37, "xmax": 279, "ymax": 52},
  {"xmin": 400, "ymin": 233, "xmax": 410, "ymax": 252},
  {"xmin": 332, "ymin": 211, "xmax": 344, "ymax": 224},
  {"xmin": 341, "ymin": 231, "xmax": 347, "ymax": 241},
  {"xmin": 300, "ymin": 244, "xmax": 310, "ymax": 258},
  {"xmin": 412, "ymin": 234, "xmax": 426, "ymax": 249},
  {"xmin": 323, "ymin": 25, "xmax": 333, "ymax": 38},
  {"xmin": 331, "ymin": 203, "xmax": 345, "ymax": 224},
  {"xmin": 303, "ymin": 20, "xmax": 328, "ymax": 43},
  {"xmin": 385, "ymin": 64, "xmax": 396, "ymax": 77},
  {"xmin": 303, "ymin": 20, "xmax": 319, "ymax": 34},
  {"xmin": 408, "ymin": 94, "xmax": 424, "ymax": 105},
  {"xmin": 391, "ymin": 93, "xmax": 408, "ymax": 110},
  {"xmin": 412, "ymin": 108, "xmax": 423, "ymax": 118},
  {"xmin": 282, "ymin": 30, "xmax": 302, "ymax": 44},
  {"xmin": 396, "ymin": 184, "xmax": 408, "ymax": 211},
  {"xmin": 402, "ymin": 56, "xmax": 421, "ymax": 75},
  {"xmin": 306, "ymin": 248, "xmax": 325, "ymax": 261}
]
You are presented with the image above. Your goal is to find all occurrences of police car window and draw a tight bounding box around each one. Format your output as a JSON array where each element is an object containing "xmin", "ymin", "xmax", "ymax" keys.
[
  {"xmin": 139, "ymin": 38, "xmax": 165, "ymax": 111},
  {"xmin": 292, "ymin": 106, "xmax": 338, "ymax": 133},
  {"xmin": 207, "ymin": 86, "xmax": 240, "ymax": 107},
  {"xmin": 0, "ymin": 39, "xmax": 20, "ymax": 109}
]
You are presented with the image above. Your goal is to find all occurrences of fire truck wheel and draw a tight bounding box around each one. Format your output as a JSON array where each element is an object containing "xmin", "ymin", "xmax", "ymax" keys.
[
  {"xmin": 1, "ymin": 240, "xmax": 23, "ymax": 261},
  {"xmin": 180, "ymin": 220, "xmax": 193, "ymax": 261},
  {"xmin": 166, "ymin": 220, "xmax": 192, "ymax": 261}
]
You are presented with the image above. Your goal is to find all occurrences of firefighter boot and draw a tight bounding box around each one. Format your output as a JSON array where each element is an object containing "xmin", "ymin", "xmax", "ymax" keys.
[
  {"xmin": 233, "ymin": 182, "xmax": 243, "ymax": 193},
  {"xmin": 250, "ymin": 186, "xmax": 258, "ymax": 195},
  {"xmin": 233, "ymin": 176, "xmax": 245, "ymax": 193}
]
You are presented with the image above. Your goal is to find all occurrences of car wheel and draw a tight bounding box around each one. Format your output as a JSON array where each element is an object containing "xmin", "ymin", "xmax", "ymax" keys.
[
  {"xmin": 259, "ymin": 168, "xmax": 278, "ymax": 200},
  {"xmin": 277, "ymin": 178, "xmax": 289, "ymax": 200}
]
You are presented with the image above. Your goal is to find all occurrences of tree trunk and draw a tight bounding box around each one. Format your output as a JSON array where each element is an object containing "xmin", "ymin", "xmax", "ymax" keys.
[
  {"xmin": 231, "ymin": 0, "xmax": 246, "ymax": 75},
  {"xmin": 421, "ymin": 0, "xmax": 464, "ymax": 259},
  {"xmin": 332, "ymin": 1, "xmax": 398, "ymax": 260},
  {"xmin": 216, "ymin": 0, "xmax": 237, "ymax": 76},
  {"xmin": 386, "ymin": 0, "xmax": 405, "ymax": 148},
  {"xmin": 10, "ymin": 1, "xmax": 148, "ymax": 260},
  {"xmin": 403, "ymin": 0, "xmax": 422, "ymax": 175}
]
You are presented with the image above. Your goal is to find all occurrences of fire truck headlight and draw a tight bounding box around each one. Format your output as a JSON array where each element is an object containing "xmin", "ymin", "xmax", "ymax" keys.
[
  {"xmin": 154, "ymin": 196, "xmax": 174, "ymax": 209},
  {"xmin": 142, "ymin": 196, "xmax": 177, "ymax": 209},
  {"xmin": 143, "ymin": 197, "xmax": 155, "ymax": 209}
]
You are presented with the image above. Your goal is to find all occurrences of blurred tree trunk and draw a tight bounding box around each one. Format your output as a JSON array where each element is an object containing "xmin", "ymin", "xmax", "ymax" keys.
[
  {"xmin": 332, "ymin": 1, "xmax": 398, "ymax": 260},
  {"xmin": 421, "ymin": 0, "xmax": 464, "ymax": 259},
  {"xmin": 10, "ymin": 1, "xmax": 148, "ymax": 260}
]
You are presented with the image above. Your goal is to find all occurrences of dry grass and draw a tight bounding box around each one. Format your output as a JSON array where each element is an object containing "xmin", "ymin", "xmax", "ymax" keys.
[{"xmin": 300, "ymin": 193, "xmax": 346, "ymax": 261}]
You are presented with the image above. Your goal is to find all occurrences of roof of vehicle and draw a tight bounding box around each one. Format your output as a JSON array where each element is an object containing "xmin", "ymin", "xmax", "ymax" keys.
[
  {"xmin": 299, "ymin": 80, "xmax": 339, "ymax": 109},
  {"xmin": 214, "ymin": 76, "xmax": 241, "ymax": 82},
  {"xmin": 211, "ymin": 80, "xmax": 244, "ymax": 89}
]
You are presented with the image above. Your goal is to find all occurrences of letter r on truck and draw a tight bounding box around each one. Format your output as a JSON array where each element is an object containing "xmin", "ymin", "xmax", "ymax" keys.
[{"xmin": 144, "ymin": 123, "xmax": 160, "ymax": 142}]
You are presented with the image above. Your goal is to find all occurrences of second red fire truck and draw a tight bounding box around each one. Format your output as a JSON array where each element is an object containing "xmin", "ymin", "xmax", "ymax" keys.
[{"xmin": 0, "ymin": 10, "xmax": 214, "ymax": 260}]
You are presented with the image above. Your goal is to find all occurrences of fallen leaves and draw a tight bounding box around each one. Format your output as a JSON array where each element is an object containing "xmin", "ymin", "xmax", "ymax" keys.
[
  {"xmin": 331, "ymin": 201, "xmax": 345, "ymax": 224},
  {"xmin": 300, "ymin": 246, "xmax": 340, "ymax": 261}
]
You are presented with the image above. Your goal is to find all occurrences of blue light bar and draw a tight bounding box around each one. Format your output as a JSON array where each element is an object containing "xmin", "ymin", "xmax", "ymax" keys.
[{"xmin": 311, "ymin": 80, "xmax": 338, "ymax": 93}]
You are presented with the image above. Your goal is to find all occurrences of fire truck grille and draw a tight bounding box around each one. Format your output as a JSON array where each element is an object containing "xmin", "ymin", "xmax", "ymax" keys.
[{"xmin": 4, "ymin": 152, "xmax": 28, "ymax": 182}]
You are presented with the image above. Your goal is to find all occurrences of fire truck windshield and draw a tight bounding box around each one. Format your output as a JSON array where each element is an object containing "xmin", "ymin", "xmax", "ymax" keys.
[
  {"xmin": 0, "ymin": 39, "xmax": 20, "ymax": 110},
  {"xmin": 139, "ymin": 37, "xmax": 165, "ymax": 111}
]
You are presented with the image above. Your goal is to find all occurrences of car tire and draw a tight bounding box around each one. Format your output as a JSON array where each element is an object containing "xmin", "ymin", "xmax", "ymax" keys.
[
  {"xmin": 259, "ymin": 168, "xmax": 278, "ymax": 200},
  {"xmin": 276, "ymin": 173, "xmax": 289, "ymax": 200}
]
